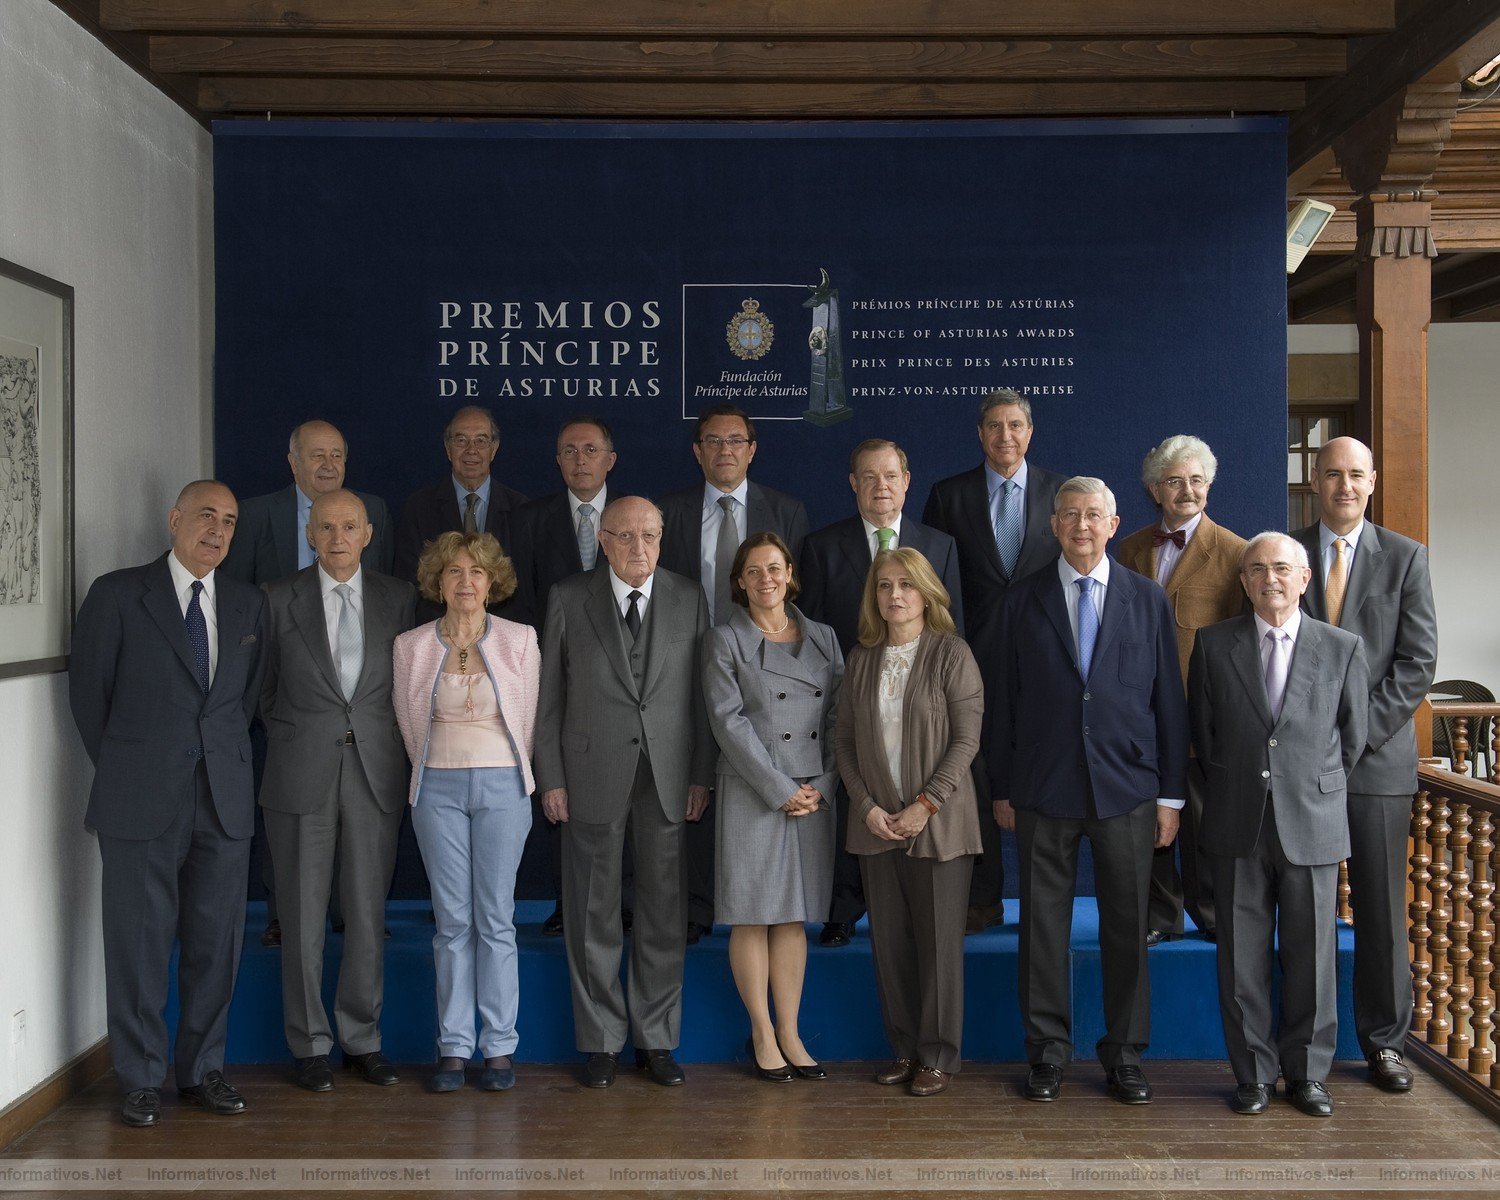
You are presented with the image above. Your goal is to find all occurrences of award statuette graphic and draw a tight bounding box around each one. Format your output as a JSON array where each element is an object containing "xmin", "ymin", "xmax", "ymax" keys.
[
  {"xmin": 802, "ymin": 268, "xmax": 851, "ymax": 427},
  {"xmin": 726, "ymin": 298, "xmax": 774, "ymax": 360}
]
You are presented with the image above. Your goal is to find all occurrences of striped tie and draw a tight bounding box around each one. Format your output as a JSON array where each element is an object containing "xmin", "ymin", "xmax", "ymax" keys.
[
  {"xmin": 577, "ymin": 502, "xmax": 597, "ymax": 571},
  {"xmin": 995, "ymin": 479, "xmax": 1022, "ymax": 577}
]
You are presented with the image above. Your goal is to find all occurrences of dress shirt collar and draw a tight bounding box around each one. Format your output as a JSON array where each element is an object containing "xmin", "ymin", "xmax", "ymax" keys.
[
  {"xmin": 609, "ymin": 569, "xmax": 654, "ymax": 614},
  {"xmin": 453, "ymin": 474, "xmax": 492, "ymax": 507},
  {"xmin": 1319, "ymin": 519, "xmax": 1364, "ymax": 556},
  {"xmin": 1160, "ymin": 511, "xmax": 1205, "ymax": 543},
  {"xmin": 703, "ymin": 478, "xmax": 750, "ymax": 513},
  {"xmin": 167, "ymin": 550, "xmax": 216, "ymax": 607},
  {"xmin": 1057, "ymin": 552, "xmax": 1110, "ymax": 591},
  {"xmin": 985, "ymin": 457, "xmax": 1029, "ymax": 500},
  {"xmin": 568, "ymin": 484, "xmax": 606, "ymax": 521},
  {"xmin": 1254, "ymin": 607, "xmax": 1302, "ymax": 645},
  {"xmin": 317, "ymin": 563, "xmax": 363, "ymax": 600},
  {"xmin": 861, "ymin": 512, "xmax": 903, "ymax": 548}
]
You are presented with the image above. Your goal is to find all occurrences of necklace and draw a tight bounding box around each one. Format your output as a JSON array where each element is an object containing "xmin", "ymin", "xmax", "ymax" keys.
[
  {"xmin": 754, "ymin": 611, "xmax": 790, "ymax": 636},
  {"xmin": 441, "ymin": 620, "xmax": 483, "ymax": 678}
]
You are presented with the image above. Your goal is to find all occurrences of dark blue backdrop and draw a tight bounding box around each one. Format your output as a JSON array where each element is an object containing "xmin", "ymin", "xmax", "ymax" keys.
[{"xmin": 213, "ymin": 119, "xmax": 1288, "ymax": 538}]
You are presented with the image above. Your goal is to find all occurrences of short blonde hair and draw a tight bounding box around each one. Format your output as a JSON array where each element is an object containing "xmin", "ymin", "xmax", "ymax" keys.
[
  {"xmin": 856, "ymin": 547, "xmax": 957, "ymax": 647},
  {"xmin": 415, "ymin": 530, "xmax": 516, "ymax": 606}
]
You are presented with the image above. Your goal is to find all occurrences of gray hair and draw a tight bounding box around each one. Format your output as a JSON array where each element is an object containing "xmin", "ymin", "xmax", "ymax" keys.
[
  {"xmin": 1141, "ymin": 435, "xmax": 1218, "ymax": 488},
  {"xmin": 288, "ymin": 420, "xmax": 347, "ymax": 459},
  {"xmin": 1054, "ymin": 476, "xmax": 1117, "ymax": 519},
  {"xmin": 1239, "ymin": 531, "xmax": 1310, "ymax": 572},
  {"xmin": 977, "ymin": 388, "xmax": 1033, "ymax": 427},
  {"xmin": 445, "ymin": 405, "xmax": 500, "ymax": 442}
]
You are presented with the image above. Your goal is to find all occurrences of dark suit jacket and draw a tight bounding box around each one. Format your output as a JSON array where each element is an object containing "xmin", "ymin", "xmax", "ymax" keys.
[
  {"xmin": 657, "ymin": 480, "xmax": 810, "ymax": 583},
  {"xmin": 69, "ymin": 553, "xmax": 269, "ymax": 841},
  {"xmin": 922, "ymin": 461, "xmax": 1067, "ymax": 688},
  {"xmin": 221, "ymin": 485, "xmax": 394, "ymax": 586},
  {"xmin": 506, "ymin": 490, "xmax": 604, "ymax": 631},
  {"xmin": 988, "ymin": 557, "xmax": 1189, "ymax": 820},
  {"xmin": 1189, "ymin": 614, "xmax": 1368, "ymax": 865},
  {"xmin": 258, "ymin": 566, "xmax": 417, "ymax": 816},
  {"xmin": 392, "ymin": 475, "xmax": 530, "ymax": 584},
  {"xmin": 1294, "ymin": 522, "xmax": 1438, "ymax": 795},
  {"xmin": 798, "ymin": 514, "xmax": 964, "ymax": 655}
]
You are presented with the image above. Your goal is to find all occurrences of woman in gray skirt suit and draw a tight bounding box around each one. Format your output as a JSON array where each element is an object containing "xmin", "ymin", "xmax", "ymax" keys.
[{"xmin": 702, "ymin": 531, "xmax": 843, "ymax": 1082}]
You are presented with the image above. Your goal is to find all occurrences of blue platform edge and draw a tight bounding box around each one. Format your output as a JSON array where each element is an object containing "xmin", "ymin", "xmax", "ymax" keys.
[{"xmin": 171, "ymin": 899, "xmax": 1361, "ymax": 1065}]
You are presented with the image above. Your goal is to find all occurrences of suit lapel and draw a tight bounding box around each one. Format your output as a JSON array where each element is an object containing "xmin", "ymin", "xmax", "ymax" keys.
[
  {"xmin": 745, "ymin": 481, "xmax": 771, "ymax": 538},
  {"xmin": 1088, "ymin": 561, "xmax": 1134, "ymax": 680},
  {"xmin": 732, "ymin": 605, "xmax": 824, "ymax": 688},
  {"xmin": 210, "ymin": 580, "xmax": 255, "ymax": 699},
  {"xmin": 1342, "ymin": 522, "xmax": 1384, "ymax": 622},
  {"xmin": 1164, "ymin": 515, "xmax": 1214, "ymax": 593},
  {"xmin": 1229, "ymin": 616, "xmax": 1275, "ymax": 728},
  {"xmin": 351, "ymin": 572, "xmax": 400, "ymax": 698},
  {"xmin": 835, "ymin": 520, "xmax": 872, "ymax": 593},
  {"xmin": 1296, "ymin": 525, "xmax": 1327, "ymax": 620},
  {"xmin": 551, "ymin": 495, "xmax": 584, "ymax": 573},
  {"xmin": 961, "ymin": 468, "xmax": 1006, "ymax": 579},
  {"xmin": 585, "ymin": 571, "xmax": 638, "ymax": 697},
  {"xmin": 1277, "ymin": 619, "xmax": 1324, "ymax": 732},
  {"xmin": 142, "ymin": 555, "xmax": 203, "ymax": 685},
  {"xmin": 1037, "ymin": 571, "xmax": 1080, "ymax": 674},
  {"xmin": 271, "ymin": 487, "xmax": 302, "ymax": 579},
  {"xmin": 290, "ymin": 568, "xmax": 343, "ymax": 698},
  {"xmin": 1018, "ymin": 468, "xmax": 1055, "ymax": 577}
]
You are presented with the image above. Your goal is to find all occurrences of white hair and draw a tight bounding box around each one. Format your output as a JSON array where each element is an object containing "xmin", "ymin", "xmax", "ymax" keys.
[
  {"xmin": 1240, "ymin": 530, "xmax": 1310, "ymax": 571},
  {"xmin": 1054, "ymin": 476, "xmax": 1117, "ymax": 519},
  {"xmin": 1141, "ymin": 434, "xmax": 1218, "ymax": 488}
]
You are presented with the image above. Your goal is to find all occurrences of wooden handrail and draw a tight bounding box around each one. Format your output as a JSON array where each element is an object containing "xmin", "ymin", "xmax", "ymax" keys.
[{"xmin": 1430, "ymin": 702, "xmax": 1500, "ymax": 718}]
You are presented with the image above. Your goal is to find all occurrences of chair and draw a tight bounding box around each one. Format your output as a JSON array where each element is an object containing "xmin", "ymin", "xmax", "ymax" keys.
[{"xmin": 1430, "ymin": 678, "xmax": 1496, "ymax": 779}]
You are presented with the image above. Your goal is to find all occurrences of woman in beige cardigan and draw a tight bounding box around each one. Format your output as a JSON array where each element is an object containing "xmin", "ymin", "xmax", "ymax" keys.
[{"xmin": 833, "ymin": 547, "xmax": 984, "ymax": 1097}]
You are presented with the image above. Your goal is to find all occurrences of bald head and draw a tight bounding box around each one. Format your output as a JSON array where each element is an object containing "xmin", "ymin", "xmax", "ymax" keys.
[
  {"xmin": 169, "ymin": 480, "xmax": 238, "ymax": 579},
  {"xmin": 598, "ymin": 496, "xmax": 663, "ymax": 588},
  {"xmin": 288, "ymin": 420, "xmax": 348, "ymax": 498},
  {"xmin": 1313, "ymin": 436, "xmax": 1375, "ymax": 536}
]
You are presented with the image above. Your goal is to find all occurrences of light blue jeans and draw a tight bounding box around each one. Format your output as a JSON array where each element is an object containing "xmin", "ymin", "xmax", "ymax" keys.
[{"xmin": 412, "ymin": 766, "xmax": 531, "ymax": 1058}]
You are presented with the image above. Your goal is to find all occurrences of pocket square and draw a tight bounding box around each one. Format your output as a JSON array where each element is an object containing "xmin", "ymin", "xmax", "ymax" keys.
[{"xmin": 239, "ymin": 633, "xmax": 258, "ymax": 645}]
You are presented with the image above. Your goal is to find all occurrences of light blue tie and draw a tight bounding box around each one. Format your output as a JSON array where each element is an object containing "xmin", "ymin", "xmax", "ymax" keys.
[
  {"xmin": 577, "ymin": 502, "xmax": 597, "ymax": 571},
  {"xmin": 334, "ymin": 583, "xmax": 363, "ymax": 699},
  {"xmin": 1076, "ymin": 576, "xmax": 1098, "ymax": 679},
  {"xmin": 994, "ymin": 479, "xmax": 1022, "ymax": 577}
]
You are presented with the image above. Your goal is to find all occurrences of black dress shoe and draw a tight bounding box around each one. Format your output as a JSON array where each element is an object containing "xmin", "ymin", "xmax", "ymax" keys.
[
  {"xmin": 581, "ymin": 1052, "xmax": 617, "ymax": 1088},
  {"xmin": 684, "ymin": 920, "xmax": 707, "ymax": 945},
  {"xmin": 635, "ymin": 1048, "xmax": 686, "ymax": 1086},
  {"xmin": 293, "ymin": 1055, "xmax": 334, "ymax": 1092},
  {"xmin": 344, "ymin": 1051, "xmax": 399, "ymax": 1086},
  {"xmin": 622, "ymin": 909, "xmax": 634, "ymax": 935},
  {"xmin": 1368, "ymin": 1049, "xmax": 1413, "ymax": 1092},
  {"xmin": 178, "ymin": 1070, "xmax": 246, "ymax": 1115},
  {"xmin": 1105, "ymin": 1064, "xmax": 1153, "ymax": 1104},
  {"xmin": 1144, "ymin": 928, "xmax": 1173, "ymax": 947},
  {"xmin": 1023, "ymin": 1062, "xmax": 1064, "ymax": 1102},
  {"xmin": 1201, "ymin": 929, "xmax": 1218, "ymax": 943},
  {"xmin": 745, "ymin": 1038, "xmax": 793, "ymax": 1083},
  {"xmin": 121, "ymin": 1087, "xmax": 160, "ymax": 1127},
  {"xmin": 259, "ymin": 919, "xmax": 281, "ymax": 949},
  {"xmin": 1231, "ymin": 1083, "xmax": 1272, "ymax": 1114},
  {"xmin": 1288, "ymin": 1079, "xmax": 1334, "ymax": 1117},
  {"xmin": 542, "ymin": 905, "xmax": 564, "ymax": 936},
  {"xmin": 818, "ymin": 922, "xmax": 853, "ymax": 948}
]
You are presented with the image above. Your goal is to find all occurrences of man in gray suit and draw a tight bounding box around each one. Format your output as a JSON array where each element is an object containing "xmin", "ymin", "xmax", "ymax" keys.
[
  {"xmin": 1189, "ymin": 531, "xmax": 1368, "ymax": 1117},
  {"xmin": 1294, "ymin": 436, "xmax": 1437, "ymax": 1094},
  {"xmin": 258, "ymin": 490, "xmax": 416, "ymax": 1093},
  {"xmin": 535, "ymin": 496, "xmax": 715, "ymax": 1089},
  {"xmin": 70, "ymin": 481, "xmax": 268, "ymax": 1127}
]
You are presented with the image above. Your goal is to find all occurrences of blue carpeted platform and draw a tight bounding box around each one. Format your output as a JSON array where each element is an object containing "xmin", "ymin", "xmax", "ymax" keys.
[{"xmin": 172, "ymin": 899, "xmax": 1361, "ymax": 1065}]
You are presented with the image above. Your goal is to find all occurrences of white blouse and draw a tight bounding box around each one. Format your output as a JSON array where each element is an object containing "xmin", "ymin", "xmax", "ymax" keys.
[{"xmin": 878, "ymin": 638, "xmax": 920, "ymax": 796}]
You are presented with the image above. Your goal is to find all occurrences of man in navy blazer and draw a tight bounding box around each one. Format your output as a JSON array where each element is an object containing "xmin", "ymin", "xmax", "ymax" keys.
[
  {"xmin": 798, "ymin": 437, "xmax": 962, "ymax": 947},
  {"xmin": 923, "ymin": 389, "xmax": 1069, "ymax": 932},
  {"xmin": 988, "ymin": 477, "xmax": 1188, "ymax": 1106},
  {"xmin": 70, "ymin": 481, "xmax": 268, "ymax": 1127},
  {"xmin": 656, "ymin": 404, "xmax": 809, "ymax": 938}
]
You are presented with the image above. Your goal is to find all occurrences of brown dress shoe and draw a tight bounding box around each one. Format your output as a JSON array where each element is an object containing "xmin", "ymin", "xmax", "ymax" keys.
[
  {"xmin": 909, "ymin": 1066, "xmax": 949, "ymax": 1096},
  {"xmin": 874, "ymin": 1058, "xmax": 915, "ymax": 1085}
]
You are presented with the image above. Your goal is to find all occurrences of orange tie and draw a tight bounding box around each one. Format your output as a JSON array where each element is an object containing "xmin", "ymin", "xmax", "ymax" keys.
[{"xmin": 1325, "ymin": 538, "xmax": 1348, "ymax": 627}]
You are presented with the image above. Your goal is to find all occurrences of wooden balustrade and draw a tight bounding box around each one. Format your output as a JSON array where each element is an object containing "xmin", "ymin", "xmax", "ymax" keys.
[{"xmin": 1428, "ymin": 701, "xmax": 1500, "ymax": 782}]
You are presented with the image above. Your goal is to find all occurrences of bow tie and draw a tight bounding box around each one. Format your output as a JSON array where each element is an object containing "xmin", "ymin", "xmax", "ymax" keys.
[{"xmin": 1151, "ymin": 528, "xmax": 1186, "ymax": 549}]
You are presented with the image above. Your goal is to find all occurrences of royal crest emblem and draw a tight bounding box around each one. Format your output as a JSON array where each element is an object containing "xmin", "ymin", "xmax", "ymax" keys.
[{"xmin": 726, "ymin": 298, "xmax": 774, "ymax": 361}]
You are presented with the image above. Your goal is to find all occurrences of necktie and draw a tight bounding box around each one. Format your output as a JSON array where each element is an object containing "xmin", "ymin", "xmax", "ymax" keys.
[
  {"xmin": 185, "ymin": 580, "xmax": 210, "ymax": 694},
  {"xmin": 1264, "ymin": 628, "xmax": 1290, "ymax": 721},
  {"xmin": 1075, "ymin": 576, "xmax": 1098, "ymax": 679},
  {"xmin": 463, "ymin": 492, "xmax": 479, "ymax": 534},
  {"xmin": 1150, "ymin": 528, "xmax": 1187, "ymax": 549},
  {"xmin": 576, "ymin": 502, "xmax": 597, "ymax": 571},
  {"xmin": 334, "ymin": 583, "xmax": 362, "ymax": 699},
  {"xmin": 714, "ymin": 494, "xmax": 738, "ymax": 624},
  {"xmin": 625, "ymin": 590, "xmax": 642, "ymax": 640},
  {"xmin": 876, "ymin": 527, "xmax": 895, "ymax": 552},
  {"xmin": 994, "ymin": 478, "xmax": 1022, "ymax": 577},
  {"xmin": 1325, "ymin": 538, "xmax": 1348, "ymax": 627}
]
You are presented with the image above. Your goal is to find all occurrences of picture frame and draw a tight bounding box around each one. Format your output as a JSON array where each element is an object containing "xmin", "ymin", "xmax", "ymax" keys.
[{"xmin": 0, "ymin": 258, "xmax": 74, "ymax": 679}]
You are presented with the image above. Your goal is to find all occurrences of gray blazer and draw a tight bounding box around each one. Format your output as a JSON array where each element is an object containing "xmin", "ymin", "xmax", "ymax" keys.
[
  {"xmin": 534, "ymin": 566, "xmax": 716, "ymax": 822},
  {"xmin": 1294, "ymin": 522, "xmax": 1437, "ymax": 795},
  {"xmin": 258, "ymin": 565, "xmax": 417, "ymax": 815},
  {"xmin": 1188, "ymin": 614, "xmax": 1369, "ymax": 866},
  {"xmin": 701, "ymin": 604, "xmax": 843, "ymax": 811}
]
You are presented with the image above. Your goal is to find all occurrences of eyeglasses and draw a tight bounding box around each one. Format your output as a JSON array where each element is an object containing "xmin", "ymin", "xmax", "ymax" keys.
[
  {"xmin": 1056, "ymin": 509, "xmax": 1111, "ymax": 527},
  {"xmin": 558, "ymin": 445, "xmax": 609, "ymax": 461},
  {"xmin": 448, "ymin": 434, "xmax": 495, "ymax": 450},
  {"xmin": 1160, "ymin": 475, "xmax": 1208, "ymax": 490},
  {"xmin": 700, "ymin": 435, "xmax": 752, "ymax": 450},
  {"xmin": 600, "ymin": 529, "xmax": 661, "ymax": 547},
  {"xmin": 1245, "ymin": 562, "xmax": 1300, "ymax": 579}
]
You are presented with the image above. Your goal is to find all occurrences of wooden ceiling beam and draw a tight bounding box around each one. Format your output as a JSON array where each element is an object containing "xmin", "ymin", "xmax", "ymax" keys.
[
  {"xmin": 103, "ymin": 0, "xmax": 1395, "ymax": 39},
  {"xmin": 1446, "ymin": 273, "xmax": 1500, "ymax": 314},
  {"xmin": 1431, "ymin": 251, "xmax": 1500, "ymax": 298},
  {"xmin": 196, "ymin": 76, "xmax": 1305, "ymax": 118},
  {"xmin": 1290, "ymin": 273, "xmax": 1359, "ymax": 319},
  {"xmin": 151, "ymin": 35, "xmax": 1347, "ymax": 81}
]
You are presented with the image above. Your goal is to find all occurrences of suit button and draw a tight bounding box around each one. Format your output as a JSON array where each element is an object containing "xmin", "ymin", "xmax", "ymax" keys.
[
  {"xmin": 631, "ymin": 737, "xmax": 640, "ymax": 745},
  {"xmin": 639, "ymin": 704, "xmax": 647, "ymax": 712},
  {"xmin": 1268, "ymin": 738, "xmax": 1278, "ymax": 747},
  {"xmin": 1261, "ymin": 770, "xmax": 1271, "ymax": 779},
  {"xmin": 1083, "ymin": 692, "xmax": 1091, "ymax": 701},
  {"xmin": 1083, "ymin": 727, "xmax": 1090, "ymax": 736},
  {"xmin": 814, "ymin": 690, "xmax": 822, "ymax": 697},
  {"xmin": 345, "ymin": 705, "xmax": 353, "ymax": 716},
  {"xmin": 782, "ymin": 733, "xmax": 792, "ymax": 741},
  {"xmin": 810, "ymin": 731, "xmax": 818, "ymax": 740},
  {"xmin": 778, "ymin": 692, "xmax": 787, "ymax": 700}
]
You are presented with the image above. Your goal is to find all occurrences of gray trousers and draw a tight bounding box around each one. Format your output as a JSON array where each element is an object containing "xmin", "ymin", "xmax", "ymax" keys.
[
  {"xmin": 1015, "ymin": 802, "xmax": 1155, "ymax": 1068},
  {"xmin": 1148, "ymin": 757, "xmax": 1217, "ymax": 936},
  {"xmin": 1214, "ymin": 803, "xmax": 1339, "ymax": 1085},
  {"xmin": 264, "ymin": 749, "xmax": 401, "ymax": 1059},
  {"xmin": 562, "ymin": 755, "xmax": 686, "ymax": 1052},
  {"xmin": 1346, "ymin": 791, "xmax": 1415, "ymax": 1057},
  {"xmin": 860, "ymin": 850, "xmax": 974, "ymax": 1074}
]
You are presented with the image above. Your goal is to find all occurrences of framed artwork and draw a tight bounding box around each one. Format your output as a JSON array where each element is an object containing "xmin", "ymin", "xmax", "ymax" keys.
[{"xmin": 0, "ymin": 258, "xmax": 73, "ymax": 679}]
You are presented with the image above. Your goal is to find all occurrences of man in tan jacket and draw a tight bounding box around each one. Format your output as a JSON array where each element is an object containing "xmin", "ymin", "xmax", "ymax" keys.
[{"xmin": 1116, "ymin": 436, "xmax": 1246, "ymax": 946}]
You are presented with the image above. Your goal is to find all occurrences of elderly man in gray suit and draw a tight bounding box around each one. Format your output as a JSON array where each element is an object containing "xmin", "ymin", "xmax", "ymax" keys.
[
  {"xmin": 259, "ymin": 490, "xmax": 416, "ymax": 1093},
  {"xmin": 1294, "ymin": 435, "xmax": 1436, "ymax": 1094},
  {"xmin": 535, "ymin": 495, "xmax": 715, "ymax": 1089},
  {"xmin": 1189, "ymin": 531, "xmax": 1368, "ymax": 1118}
]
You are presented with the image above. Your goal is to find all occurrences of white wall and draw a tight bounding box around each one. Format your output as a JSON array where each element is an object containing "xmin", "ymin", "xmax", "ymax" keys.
[
  {"xmin": 0, "ymin": 0, "xmax": 213, "ymax": 1108},
  {"xmin": 1288, "ymin": 323, "xmax": 1500, "ymax": 693}
]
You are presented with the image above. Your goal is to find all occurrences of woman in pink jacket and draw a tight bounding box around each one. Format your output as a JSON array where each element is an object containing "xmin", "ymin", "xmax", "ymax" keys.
[{"xmin": 393, "ymin": 531, "xmax": 539, "ymax": 1094}]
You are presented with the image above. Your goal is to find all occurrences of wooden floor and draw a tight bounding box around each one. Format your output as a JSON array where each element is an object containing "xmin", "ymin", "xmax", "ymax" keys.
[{"xmin": 4, "ymin": 1060, "xmax": 1499, "ymax": 1198}]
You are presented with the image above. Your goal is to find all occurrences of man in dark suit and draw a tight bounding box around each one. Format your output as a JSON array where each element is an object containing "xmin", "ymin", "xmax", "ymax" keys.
[
  {"xmin": 924, "ymin": 389, "xmax": 1068, "ymax": 933},
  {"xmin": 393, "ymin": 405, "xmax": 529, "ymax": 619},
  {"xmin": 534, "ymin": 497, "xmax": 715, "ymax": 1089},
  {"xmin": 1115, "ymin": 435, "xmax": 1247, "ymax": 946},
  {"xmin": 988, "ymin": 477, "xmax": 1188, "ymax": 1106},
  {"xmin": 258, "ymin": 490, "xmax": 416, "ymax": 1093},
  {"xmin": 799, "ymin": 436, "xmax": 962, "ymax": 947},
  {"xmin": 1294, "ymin": 436, "xmax": 1437, "ymax": 1095},
  {"xmin": 70, "ymin": 480, "xmax": 268, "ymax": 1127},
  {"xmin": 507, "ymin": 416, "xmax": 618, "ymax": 935},
  {"xmin": 1190, "ymin": 531, "xmax": 1369, "ymax": 1117},
  {"xmin": 657, "ymin": 404, "xmax": 808, "ymax": 939}
]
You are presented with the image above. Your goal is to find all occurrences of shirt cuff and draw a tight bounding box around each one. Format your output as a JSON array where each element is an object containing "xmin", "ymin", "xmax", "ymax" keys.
[{"xmin": 1156, "ymin": 797, "xmax": 1185, "ymax": 811}]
